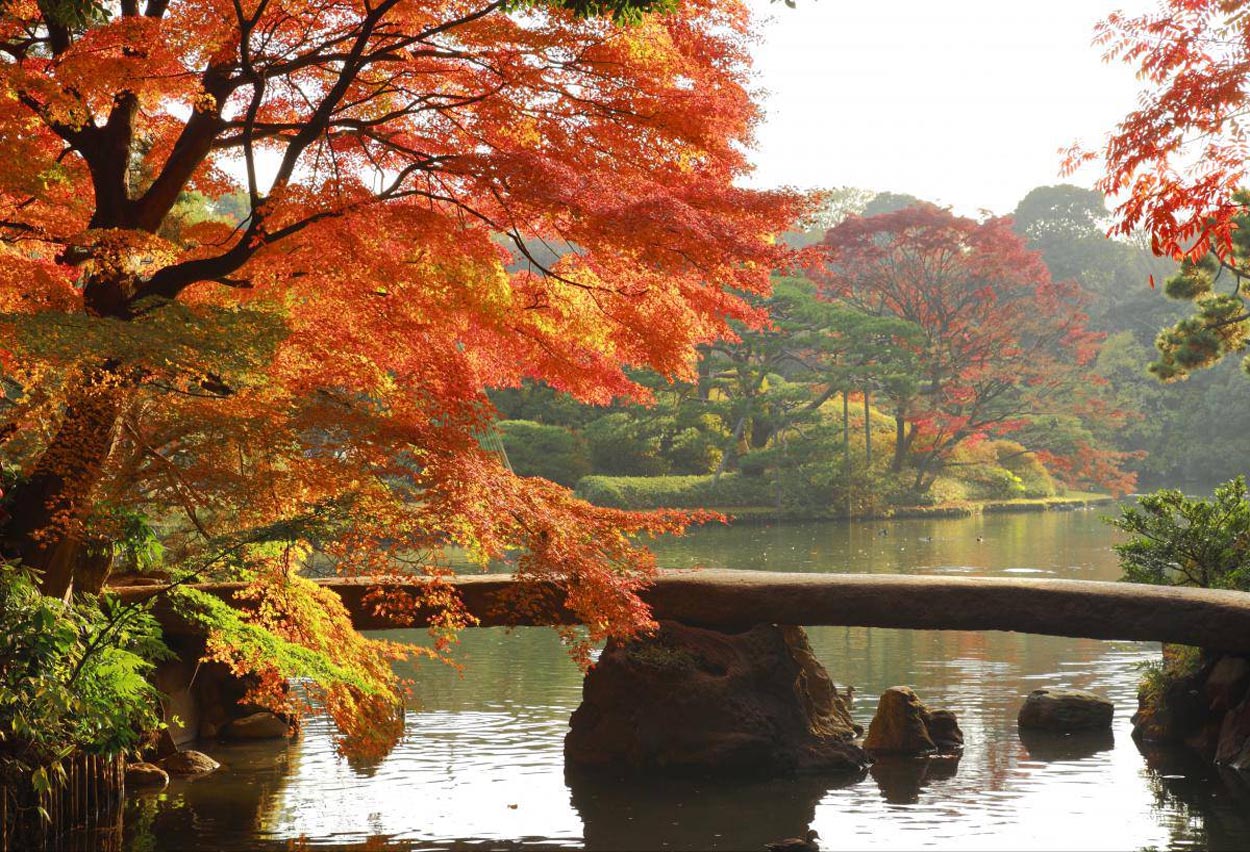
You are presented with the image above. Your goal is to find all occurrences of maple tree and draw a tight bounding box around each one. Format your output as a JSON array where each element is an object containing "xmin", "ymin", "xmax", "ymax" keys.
[
  {"xmin": 1072, "ymin": 0, "xmax": 1250, "ymax": 263},
  {"xmin": 817, "ymin": 204, "xmax": 1135, "ymax": 494},
  {"xmin": 0, "ymin": 0, "xmax": 802, "ymax": 749},
  {"xmin": 1074, "ymin": 1, "xmax": 1250, "ymax": 382}
]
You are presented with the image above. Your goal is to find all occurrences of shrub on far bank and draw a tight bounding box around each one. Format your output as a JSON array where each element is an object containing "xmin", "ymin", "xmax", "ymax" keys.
[
  {"xmin": 497, "ymin": 420, "xmax": 591, "ymax": 487},
  {"xmin": 940, "ymin": 439, "xmax": 1058, "ymax": 501},
  {"xmin": 1109, "ymin": 477, "xmax": 1250, "ymax": 591},
  {"xmin": 580, "ymin": 413, "xmax": 723, "ymax": 477},
  {"xmin": 583, "ymin": 413, "xmax": 670, "ymax": 477},
  {"xmin": 996, "ymin": 441, "xmax": 1057, "ymax": 498}
]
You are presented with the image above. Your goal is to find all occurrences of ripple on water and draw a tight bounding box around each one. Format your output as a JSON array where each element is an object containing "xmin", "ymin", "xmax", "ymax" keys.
[{"xmin": 243, "ymin": 709, "xmax": 584, "ymax": 848}]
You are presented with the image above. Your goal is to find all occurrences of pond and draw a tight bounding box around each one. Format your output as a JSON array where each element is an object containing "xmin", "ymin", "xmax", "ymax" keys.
[{"xmin": 123, "ymin": 509, "xmax": 1250, "ymax": 851}]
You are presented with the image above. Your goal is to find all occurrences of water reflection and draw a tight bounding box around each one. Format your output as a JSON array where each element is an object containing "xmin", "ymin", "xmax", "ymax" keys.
[
  {"xmin": 870, "ymin": 755, "xmax": 961, "ymax": 805},
  {"xmin": 1016, "ymin": 728, "xmax": 1114, "ymax": 762},
  {"xmin": 566, "ymin": 769, "xmax": 860, "ymax": 852},
  {"xmin": 122, "ymin": 735, "xmax": 304, "ymax": 851},
  {"xmin": 1138, "ymin": 743, "xmax": 1250, "ymax": 851}
]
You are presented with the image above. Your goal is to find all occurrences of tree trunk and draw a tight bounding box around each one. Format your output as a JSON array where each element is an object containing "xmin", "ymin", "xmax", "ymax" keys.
[
  {"xmin": 842, "ymin": 391, "xmax": 851, "ymax": 518},
  {"xmin": 696, "ymin": 350, "xmax": 712, "ymax": 402},
  {"xmin": 712, "ymin": 416, "xmax": 747, "ymax": 484},
  {"xmin": 863, "ymin": 389, "xmax": 872, "ymax": 469},
  {"xmin": 748, "ymin": 416, "xmax": 772, "ymax": 451},
  {"xmin": 2, "ymin": 372, "xmax": 124, "ymax": 599},
  {"xmin": 892, "ymin": 404, "xmax": 908, "ymax": 473},
  {"xmin": 911, "ymin": 451, "xmax": 939, "ymax": 495}
]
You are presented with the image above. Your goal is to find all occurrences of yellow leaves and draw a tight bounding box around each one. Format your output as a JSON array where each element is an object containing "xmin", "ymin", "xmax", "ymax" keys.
[
  {"xmin": 192, "ymin": 91, "xmax": 218, "ymax": 115},
  {"xmin": 73, "ymin": 229, "xmax": 180, "ymax": 279},
  {"xmin": 496, "ymin": 116, "xmax": 545, "ymax": 150},
  {"xmin": 617, "ymin": 18, "xmax": 677, "ymax": 65}
]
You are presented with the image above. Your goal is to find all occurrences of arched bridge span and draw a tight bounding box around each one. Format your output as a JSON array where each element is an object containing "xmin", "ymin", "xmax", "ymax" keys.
[{"xmin": 118, "ymin": 569, "xmax": 1250, "ymax": 653}]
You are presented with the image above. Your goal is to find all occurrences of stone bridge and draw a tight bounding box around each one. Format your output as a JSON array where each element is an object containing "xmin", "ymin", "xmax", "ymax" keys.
[{"xmin": 118, "ymin": 569, "xmax": 1250, "ymax": 653}]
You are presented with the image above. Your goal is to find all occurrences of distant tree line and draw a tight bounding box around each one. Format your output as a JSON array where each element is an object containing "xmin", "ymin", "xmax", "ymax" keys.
[{"xmin": 490, "ymin": 183, "xmax": 1230, "ymax": 513}]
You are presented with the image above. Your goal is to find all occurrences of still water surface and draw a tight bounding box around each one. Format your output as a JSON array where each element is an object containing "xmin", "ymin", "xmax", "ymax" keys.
[{"xmin": 125, "ymin": 510, "xmax": 1250, "ymax": 851}]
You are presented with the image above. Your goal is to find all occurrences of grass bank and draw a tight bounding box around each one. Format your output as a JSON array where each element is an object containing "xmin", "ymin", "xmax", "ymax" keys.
[{"xmin": 574, "ymin": 473, "xmax": 1114, "ymax": 521}]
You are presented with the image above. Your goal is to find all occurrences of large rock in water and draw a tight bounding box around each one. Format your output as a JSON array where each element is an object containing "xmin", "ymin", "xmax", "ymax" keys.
[
  {"xmin": 863, "ymin": 687, "xmax": 963, "ymax": 756},
  {"xmin": 1018, "ymin": 688, "xmax": 1113, "ymax": 732},
  {"xmin": 1216, "ymin": 696, "xmax": 1250, "ymax": 770},
  {"xmin": 1130, "ymin": 649, "xmax": 1250, "ymax": 768},
  {"xmin": 565, "ymin": 621, "xmax": 868, "ymax": 775}
]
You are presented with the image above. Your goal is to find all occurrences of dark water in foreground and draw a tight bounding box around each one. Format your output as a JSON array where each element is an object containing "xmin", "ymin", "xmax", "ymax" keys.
[{"xmin": 123, "ymin": 510, "xmax": 1250, "ymax": 851}]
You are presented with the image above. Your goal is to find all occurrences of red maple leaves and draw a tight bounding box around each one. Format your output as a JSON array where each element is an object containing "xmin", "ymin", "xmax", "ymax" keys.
[
  {"xmin": 1070, "ymin": 0, "xmax": 1250, "ymax": 261},
  {"xmin": 818, "ymin": 204, "xmax": 1129, "ymax": 493}
]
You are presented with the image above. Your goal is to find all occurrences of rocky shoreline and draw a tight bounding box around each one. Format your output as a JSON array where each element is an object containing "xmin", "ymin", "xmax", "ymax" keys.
[{"xmin": 1131, "ymin": 647, "xmax": 1250, "ymax": 771}]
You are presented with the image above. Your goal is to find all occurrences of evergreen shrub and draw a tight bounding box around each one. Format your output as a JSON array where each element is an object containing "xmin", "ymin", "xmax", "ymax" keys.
[{"xmin": 497, "ymin": 420, "xmax": 591, "ymax": 487}]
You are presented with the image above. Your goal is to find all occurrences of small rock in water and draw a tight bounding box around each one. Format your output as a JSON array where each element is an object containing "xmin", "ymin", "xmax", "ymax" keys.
[
  {"xmin": 125, "ymin": 762, "xmax": 170, "ymax": 789},
  {"xmin": 223, "ymin": 711, "xmax": 292, "ymax": 740},
  {"xmin": 924, "ymin": 708, "xmax": 964, "ymax": 751},
  {"xmin": 159, "ymin": 749, "xmax": 221, "ymax": 776},
  {"xmin": 1018, "ymin": 688, "xmax": 1113, "ymax": 732},
  {"xmin": 863, "ymin": 686, "xmax": 962, "ymax": 756}
]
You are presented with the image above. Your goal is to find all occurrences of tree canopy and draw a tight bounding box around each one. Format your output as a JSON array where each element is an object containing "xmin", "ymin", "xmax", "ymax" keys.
[
  {"xmin": 1076, "ymin": 0, "xmax": 1250, "ymax": 263},
  {"xmin": 1079, "ymin": 1, "xmax": 1250, "ymax": 385},
  {"xmin": 0, "ymin": 0, "xmax": 803, "ymax": 750},
  {"xmin": 818, "ymin": 204, "xmax": 1134, "ymax": 494}
]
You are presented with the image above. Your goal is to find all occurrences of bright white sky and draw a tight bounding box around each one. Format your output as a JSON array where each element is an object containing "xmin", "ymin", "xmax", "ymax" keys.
[{"xmin": 744, "ymin": 0, "xmax": 1155, "ymax": 217}]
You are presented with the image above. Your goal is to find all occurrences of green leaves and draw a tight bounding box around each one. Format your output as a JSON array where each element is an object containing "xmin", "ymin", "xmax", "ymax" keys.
[
  {"xmin": 0, "ymin": 562, "xmax": 169, "ymax": 800},
  {"xmin": 1162, "ymin": 259, "xmax": 1215, "ymax": 301},
  {"xmin": 1108, "ymin": 477, "xmax": 1250, "ymax": 591},
  {"xmin": 2, "ymin": 301, "xmax": 287, "ymax": 395},
  {"xmin": 1148, "ymin": 199, "xmax": 1250, "ymax": 382},
  {"xmin": 169, "ymin": 585, "xmax": 387, "ymax": 698},
  {"xmin": 36, "ymin": 0, "xmax": 109, "ymax": 28}
]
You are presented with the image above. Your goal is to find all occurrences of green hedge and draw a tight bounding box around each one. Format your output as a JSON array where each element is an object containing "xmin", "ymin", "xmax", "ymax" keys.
[{"xmin": 574, "ymin": 473, "xmax": 774, "ymax": 510}]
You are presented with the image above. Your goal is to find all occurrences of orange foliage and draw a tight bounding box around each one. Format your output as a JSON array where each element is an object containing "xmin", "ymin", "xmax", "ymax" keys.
[
  {"xmin": 0, "ymin": 0, "xmax": 804, "ymax": 753},
  {"xmin": 1070, "ymin": 0, "xmax": 1250, "ymax": 260}
]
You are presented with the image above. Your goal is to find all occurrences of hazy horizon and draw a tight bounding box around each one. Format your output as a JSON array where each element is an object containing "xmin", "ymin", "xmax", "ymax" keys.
[{"xmin": 745, "ymin": 0, "xmax": 1154, "ymax": 218}]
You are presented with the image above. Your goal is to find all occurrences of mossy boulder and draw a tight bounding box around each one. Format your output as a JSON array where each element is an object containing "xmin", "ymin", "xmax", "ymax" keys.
[
  {"xmin": 159, "ymin": 750, "xmax": 220, "ymax": 777},
  {"xmin": 863, "ymin": 687, "xmax": 963, "ymax": 756},
  {"xmin": 1018, "ymin": 688, "xmax": 1114, "ymax": 732},
  {"xmin": 566, "ymin": 621, "xmax": 867, "ymax": 776},
  {"xmin": 223, "ymin": 711, "xmax": 292, "ymax": 740},
  {"xmin": 125, "ymin": 762, "xmax": 169, "ymax": 789}
]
